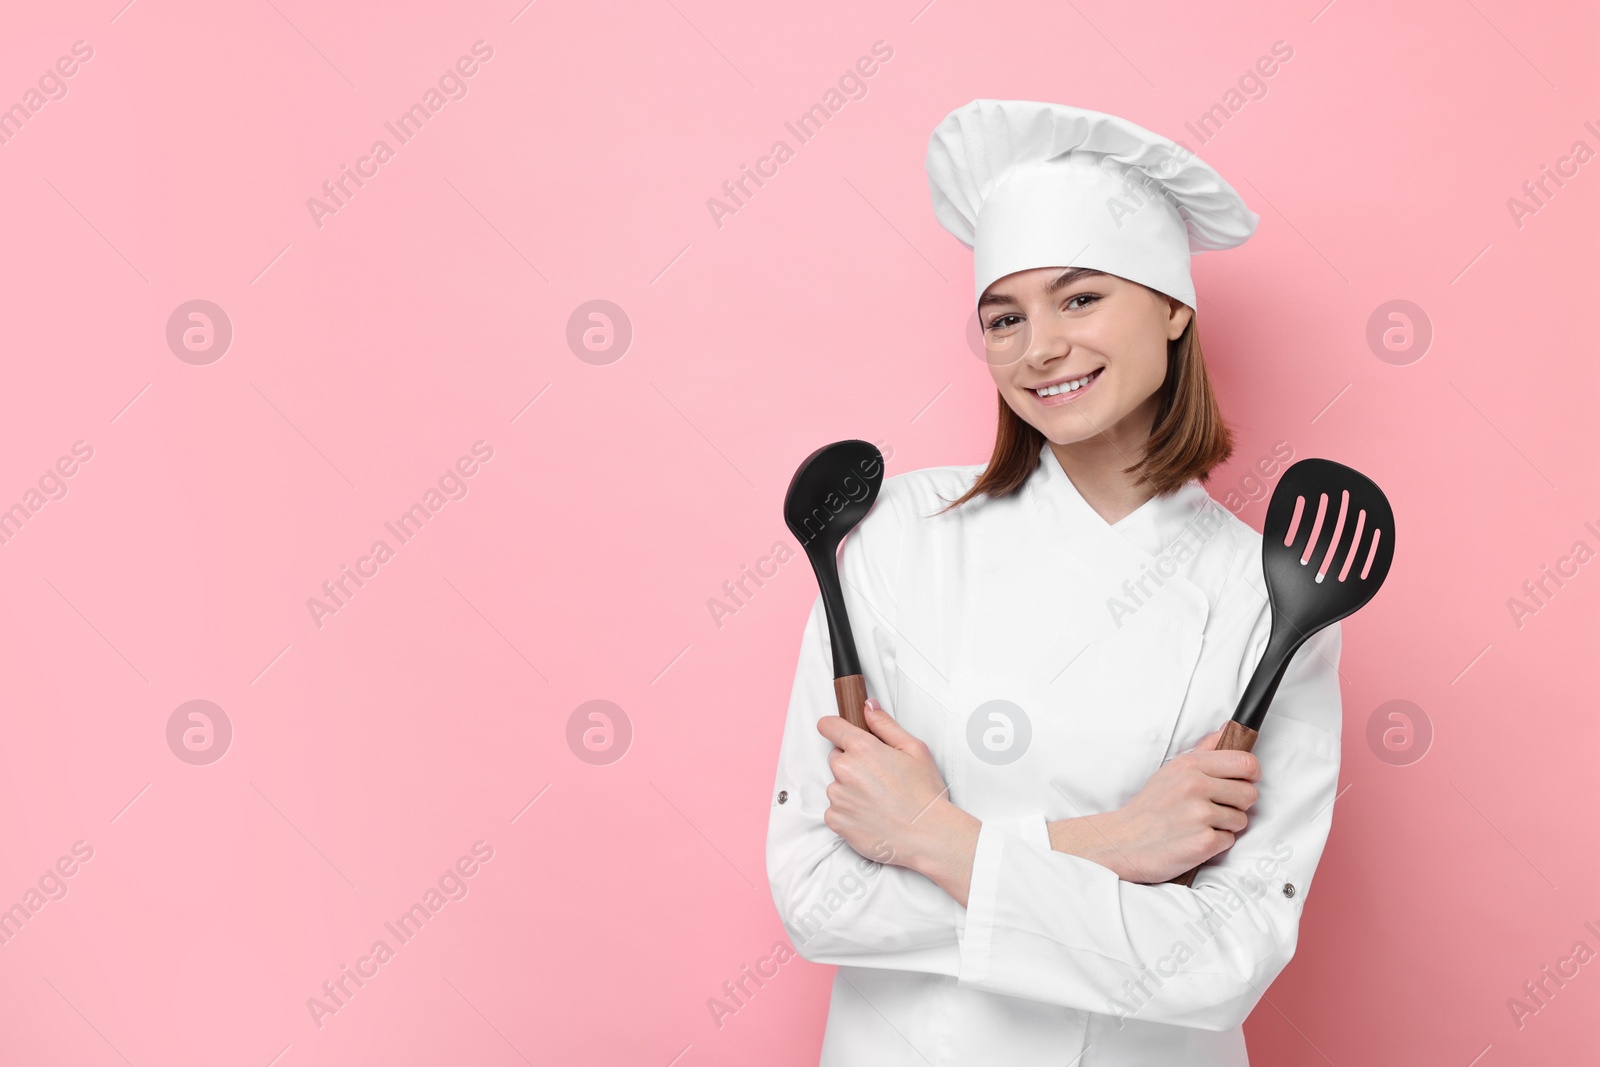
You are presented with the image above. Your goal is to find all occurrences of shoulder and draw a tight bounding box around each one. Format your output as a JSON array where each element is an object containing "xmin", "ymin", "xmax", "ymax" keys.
[
  {"xmin": 1185, "ymin": 491, "xmax": 1273, "ymax": 635},
  {"xmin": 1209, "ymin": 497, "xmax": 1262, "ymax": 586},
  {"xmin": 1194, "ymin": 488, "xmax": 1344, "ymax": 666},
  {"xmin": 876, "ymin": 461, "xmax": 988, "ymax": 521},
  {"xmin": 838, "ymin": 460, "xmax": 985, "ymax": 577}
]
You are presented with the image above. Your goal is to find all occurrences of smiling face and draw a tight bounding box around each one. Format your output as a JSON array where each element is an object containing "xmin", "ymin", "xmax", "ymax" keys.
[{"xmin": 979, "ymin": 266, "xmax": 1194, "ymax": 454}]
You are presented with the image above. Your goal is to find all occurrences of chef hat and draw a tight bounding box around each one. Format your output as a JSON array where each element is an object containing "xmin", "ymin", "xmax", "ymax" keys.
[{"xmin": 925, "ymin": 99, "xmax": 1259, "ymax": 311}]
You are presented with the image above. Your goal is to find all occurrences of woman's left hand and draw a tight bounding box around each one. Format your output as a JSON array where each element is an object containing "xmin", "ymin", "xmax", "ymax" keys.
[{"xmin": 816, "ymin": 699, "xmax": 981, "ymax": 903}]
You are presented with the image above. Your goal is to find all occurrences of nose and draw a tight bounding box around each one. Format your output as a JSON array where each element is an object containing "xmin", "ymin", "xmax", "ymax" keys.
[{"xmin": 1019, "ymin": 316, "xmax": 1072, "ymax": 371}]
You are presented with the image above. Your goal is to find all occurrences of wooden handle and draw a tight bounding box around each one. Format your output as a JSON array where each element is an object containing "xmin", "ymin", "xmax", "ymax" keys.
[
  {"xmin": 833, "ymin": 675, "xmax": 868, "ymax": 730},
  {"xmin": 1167, "ymin": 719, "xmax": 1260, "ymax": 887}
]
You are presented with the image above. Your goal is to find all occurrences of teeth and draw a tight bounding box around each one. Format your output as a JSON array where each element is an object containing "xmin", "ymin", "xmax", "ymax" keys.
[{"xmin": 1034, "ymin": 369, "xmax": 1098, "ymax": 397}]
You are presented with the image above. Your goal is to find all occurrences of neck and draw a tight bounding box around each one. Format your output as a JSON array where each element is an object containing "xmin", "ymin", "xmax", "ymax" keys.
[{"xmin": 1046, "ymin": 402, "xmax": 1158, "ymax": 525}]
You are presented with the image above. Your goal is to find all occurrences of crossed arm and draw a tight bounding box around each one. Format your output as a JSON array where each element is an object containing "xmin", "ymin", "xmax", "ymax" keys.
[
  {"xmin": 818, "ymin": 696, "xmax": 1262, "ymax": 907},
  {"xmin": 771, "ymin": 586, "xmax": 1343, "ymax": 1030}
]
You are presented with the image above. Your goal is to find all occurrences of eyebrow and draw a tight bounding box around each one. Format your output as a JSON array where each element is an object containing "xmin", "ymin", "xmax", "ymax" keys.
[{"xmin": 977, "ymin": 267, "xmax": 1108, "ymax": 311}]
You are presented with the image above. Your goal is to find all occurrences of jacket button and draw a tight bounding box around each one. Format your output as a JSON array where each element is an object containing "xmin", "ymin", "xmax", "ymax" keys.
[
  {"xmin": 1282, "ymin": 882, "xmax": 1296, "ymax": 898},
  {"xmin": 777, "ymin": 790, "xmax": 788, "ymax": 804}
]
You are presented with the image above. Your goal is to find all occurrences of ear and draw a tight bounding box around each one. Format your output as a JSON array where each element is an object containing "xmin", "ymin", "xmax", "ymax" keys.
[{"xmin": 1164, "ymin": 297, "xmax": 1194, "ymax": 341}]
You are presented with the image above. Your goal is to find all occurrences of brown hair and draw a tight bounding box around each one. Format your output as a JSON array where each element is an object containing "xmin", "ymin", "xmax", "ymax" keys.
[{"xmin": 937, "ymin": 314, "xmax": 1235, "ymax": 513}]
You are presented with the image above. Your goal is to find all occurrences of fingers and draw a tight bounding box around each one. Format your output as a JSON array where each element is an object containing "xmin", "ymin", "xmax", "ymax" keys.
[
  {"xmin": 862, "ymin": 699, "xmax": 923, "ymax": 754},
  {"xmin": 1207, "ymin": 777, "xmax": 1260, "ymax": 813},
  {"xmin": 1206, "ymin": 801, "xmax": 1249, "ymax": 833},
  {"xmin": 820, "ymin": 699, "xmax": 900, "ymax": 785},
  {"xmin": 1188, "ymin": 729, "xmax": 1260, "ymax": 778},
  {"xmin": 816, "ymin": 713, "xmax": 870, "ymax": 750},
  {"xmin": 1192, "ymin": 748, "xmax": 1261, "ymax": 782},
  {"xmin": 817, "ymin": 699, "xmax": 922, "ymax": 756}
]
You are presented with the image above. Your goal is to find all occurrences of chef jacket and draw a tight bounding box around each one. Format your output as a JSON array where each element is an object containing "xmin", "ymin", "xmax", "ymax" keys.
[{"xmin": 766, "ymin": 438, "xmax": 1343, "ymax": 1066}]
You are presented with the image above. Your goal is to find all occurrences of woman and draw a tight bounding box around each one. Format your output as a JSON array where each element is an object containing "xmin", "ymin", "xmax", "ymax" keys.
[{"xmin": 766, "ymin": 100, "xmax": 1343, "ymax": 1065}]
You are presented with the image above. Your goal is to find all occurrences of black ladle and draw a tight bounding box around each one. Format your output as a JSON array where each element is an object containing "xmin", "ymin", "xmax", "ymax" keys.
[
  {"xmin": 1171, "ymin": 457, "xmax": 1396, "ymax": 886},
  {"xmin": 783, "ymin": 440, "xmax": 885, "ymax": 731}
]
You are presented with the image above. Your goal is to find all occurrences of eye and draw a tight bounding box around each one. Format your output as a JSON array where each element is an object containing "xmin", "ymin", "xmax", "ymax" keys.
[
  {"xmin": 1065, "ymin": 292, "xmax": 1101, "ymax": 311},
  {"xmin": 986, "ymin": 313, "xmax": 1022, "ymax": 331}
]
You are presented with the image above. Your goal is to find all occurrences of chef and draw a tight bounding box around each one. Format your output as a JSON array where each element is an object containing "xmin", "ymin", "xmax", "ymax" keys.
[{"xmin": 766, "ymin": 99, "xmax": 1344, "ymax": 1066}]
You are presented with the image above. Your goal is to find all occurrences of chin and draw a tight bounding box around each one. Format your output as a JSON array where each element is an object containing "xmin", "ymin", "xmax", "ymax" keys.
[
  {"xmin": 1028, "ymin": 400, "xmax": 1101, "ymax": 433},
  {"xmin": 1041, "ymin": 426, "xmax": 1102, "ymax": 447}
]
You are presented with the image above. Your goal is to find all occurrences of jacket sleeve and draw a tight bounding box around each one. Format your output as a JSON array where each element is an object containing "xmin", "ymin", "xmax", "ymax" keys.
[
  {"xmin": 956, "ymin": 616, "xmax": 1345, "ymax": 1032},
  {"xmin": 765, "ymin": 478, "xmax": 969, "ymax": 976}
]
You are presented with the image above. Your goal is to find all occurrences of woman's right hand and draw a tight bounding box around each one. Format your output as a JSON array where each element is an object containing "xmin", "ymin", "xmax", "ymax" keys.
[{"xmin": 1051, "ymin": 728, "xmax": 1262, "ymax": 884}]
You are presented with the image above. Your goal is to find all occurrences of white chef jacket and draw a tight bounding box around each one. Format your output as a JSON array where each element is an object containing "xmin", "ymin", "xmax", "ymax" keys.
[{"xmin": 766, "ymin": 439, "xmax": 1343, "ymax": 1066}]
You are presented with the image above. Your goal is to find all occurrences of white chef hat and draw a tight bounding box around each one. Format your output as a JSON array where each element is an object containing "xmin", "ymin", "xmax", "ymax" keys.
[{"xmin": 925, "ymin": 99, "xmax": 1259, "ymax": 311}]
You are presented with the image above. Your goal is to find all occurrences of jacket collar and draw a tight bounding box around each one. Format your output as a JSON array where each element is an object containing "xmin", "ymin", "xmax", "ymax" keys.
[
  {"xmin": 1025, "ymin": 437, "xmax": 1216, "ymax": 560},
  {"xmin": 1019, "ymin": 436, "xmax": 1232, "ymax": 651},
  {"xmin": 927, "ymin": 439, "xmax": 1225, "ymax": 803}
]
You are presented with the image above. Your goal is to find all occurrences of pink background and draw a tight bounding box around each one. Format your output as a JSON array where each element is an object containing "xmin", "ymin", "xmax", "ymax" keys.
[{"xmin": 1, "ymin": 0, "xmax": 1596, "ymax": 1063}]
